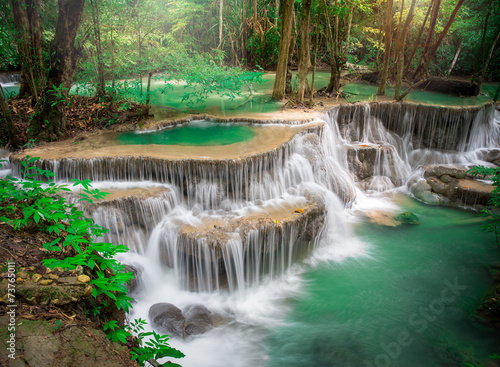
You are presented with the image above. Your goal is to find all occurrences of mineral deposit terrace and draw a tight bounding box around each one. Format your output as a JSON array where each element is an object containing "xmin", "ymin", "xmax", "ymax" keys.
[{"xmin": 15, "ymin": 119, "xmax": 324, "ymax": 161}]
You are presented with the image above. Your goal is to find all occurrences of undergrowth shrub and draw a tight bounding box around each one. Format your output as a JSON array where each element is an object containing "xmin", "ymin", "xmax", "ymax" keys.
[{"xmin": 0, "ymin": 156, "xmax": 184, "ymax": 366}]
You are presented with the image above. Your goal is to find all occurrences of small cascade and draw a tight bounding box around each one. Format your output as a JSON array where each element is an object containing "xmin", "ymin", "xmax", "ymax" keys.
[
  {"xmin": 325, "ymin": 102, "xmax": 499, "ymax": 191},
  {"xmin": 0, "ymin": 73, "xmax": 21, "ymax": 85}
]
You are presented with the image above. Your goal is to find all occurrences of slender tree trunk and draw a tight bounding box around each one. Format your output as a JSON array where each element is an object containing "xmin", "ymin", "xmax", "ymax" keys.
[
  {"xmin": 219, "ymin": 0, "xmax": 223, "ymax": 47},
  {"xmin": 10, "ymin": 0, "xmax": 43, "ymax": 103},
  {"xmin": 90, "ymin": 0, "xmax": 106, "ymax": 97},
  {"xmin": 325, "ymin": 0, "xmax": 343, "ymax": 95},
  {"xmin": 310, "ymin": 23, "xmax": 319, "ymax": 105},
  {"xmin": 145, "ymin": 72, "xmax": 152, "ymax": 114},
  {"xmin": 377, "ymin": 0, "xmax": 393, "ymax": 96},
  {"xmin": 272, "ymin": 0, "xmax": 294, "ymax": 100},
  {"xmin": 394, "ymin": 0, "xmax": 417, "ymax": 99},
  {"xmin": 472, "ymin": 0, "xmax": 492, "ymax": 83},
  {"xmin": 412, "ymin": 0, "xmax": 442, "ymax": 79},
  {"xmin": 111, "ymin": 0, "xmax": 116, "ymax": 89},
  {"xmin": 28, "ymin": 0, "xmax": 85, "ymax": 141},
  {"xmin": 0, "ymin": 86, "xmax": 19, "ymax": 149},
  {"xmin": 413, "ymin": 0, "xmax": 465, "ymax": 81},
  {"xmin": 447, "ymin": 43, "xmax": 462, "ymax": 76},
  {"xmin": 478, "ymin": 28, "xmax": 500, "ymax": 86},
  {"xmin": 421, "ymin": 0, "xmax": 441, "ymax": 58},
  {"xmin": 297, "ymin": 0, "xmax": 312, "ymax": 103},
  {"xmin": 375, "ymin": 7, "xmax": 384, "ymax": 72},
  {"xmin": 344, "ymin": 5, "xmax": 354, "ymax": 59},
  {"xmin": 404, "ymin": 0, "xmax": 433, "ymax": 74},
  {"xmin": 285, "ymin": 7, "xmax": 297, "ymax": 95}
]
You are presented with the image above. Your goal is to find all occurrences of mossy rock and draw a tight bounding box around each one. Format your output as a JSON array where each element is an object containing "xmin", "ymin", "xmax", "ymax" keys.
[{"xmin": 395, "ymin": 211, "xmax": 420, "ymax": 225}]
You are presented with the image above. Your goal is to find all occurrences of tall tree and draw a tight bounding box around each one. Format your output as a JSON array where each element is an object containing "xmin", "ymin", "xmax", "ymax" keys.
[
  {"xmin": 28, "ymin": 0, "xmax": 86, "ymax": 141},
  {"xmin": 394, "ymin": 0, "xmax": 417, "ymax": 98},
  {"xmin": 0, "ymin": 86, "xmax": 18, "ymax": 149},
  {"xmin": 90, "ymin": 0, "xmax": 106, "ymax": 97},
  {"xmin": 412, "ymin": 0, "xmax": 465, "ymax": 80},
  {"xmin": 10, "ymin": 0, "xmax": 43, "ymax": 102},
  {"xmin": 272, "ymin": 0, "xmax": 295, "ymax": 101},
  {"xmin": 377, "ymin": 0, "xmax": 393, "ymax": 95},
  {"xmin": 297, "ymin": 0, "xmax": 313, "ymax": 103}
]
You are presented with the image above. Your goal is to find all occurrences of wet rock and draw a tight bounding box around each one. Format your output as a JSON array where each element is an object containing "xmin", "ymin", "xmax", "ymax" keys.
[
  {"xmin": 149, "ymin": 302, "xmax": 186, "ymax": 338},
  {"xmin": 484, "ymin": 148, "xmax": 500, "ymax": 166},
  {"xmin": 410, "ymin": 179, "xmax": 445, "ymax": 206},
  {"xmin": 422, "ymin": 166, "xmax": 493, "ymax": 207},
  {"xmin": 184, "ymin": 304, "xmax": 214, "ymax": 336},
  {"xmin": 122, "ymin": 264, "xmax": 141, "ymax": 293}
]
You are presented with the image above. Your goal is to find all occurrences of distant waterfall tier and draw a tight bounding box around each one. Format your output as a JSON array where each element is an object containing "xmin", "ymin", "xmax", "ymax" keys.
[{"xmin": 328, "ymin": 102, "xmax": 498, "ymax": 152}]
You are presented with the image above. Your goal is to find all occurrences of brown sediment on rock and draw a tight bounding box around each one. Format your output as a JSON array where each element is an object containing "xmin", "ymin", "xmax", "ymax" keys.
[{"xmin": 161, "ymin": 199, "xmax": 326, "ymax": 266}]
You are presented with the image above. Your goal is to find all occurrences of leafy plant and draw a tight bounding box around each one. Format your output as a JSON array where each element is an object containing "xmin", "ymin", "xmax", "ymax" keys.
[
  {"xmin": 0, "ymin": 157, "xmax": 184, "ymax": 366},
  {"xmin": 468, "ymin": 165, "xmax": 500, "ymax": 248}
]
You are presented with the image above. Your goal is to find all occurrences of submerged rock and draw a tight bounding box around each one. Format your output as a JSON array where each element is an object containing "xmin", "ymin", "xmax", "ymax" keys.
[
  {"xmin": 149, "ymin": 303, "xmax": 219, "ymax": 339},
  {"xmin": 395, "ymin": 212, "xmax": 420, "ymax": 225}
]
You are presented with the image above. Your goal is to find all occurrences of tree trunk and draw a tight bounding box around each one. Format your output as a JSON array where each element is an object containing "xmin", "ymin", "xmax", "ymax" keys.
[
  {"xmin": 344, "ymin": 5, "xmax": 354, "ymax": 59},
  {"xmin": 472, "ymin": 0, "xmax": 492, "ymax": 83},
  {"xmin": 285, "ymin": 7, "xmax": 297, "ymax": 95},
  {"xmin": 145, "ymin": 72, "xmax": 152, "ymax": 115},
  {"xmin": 447, "ymin": 43, "xmax": 462, "ymax": 76},
  {"xmin": 10, "ymin": 0, "xmax": 43, "ymax": 103},
  {"xmin": 404, "ymin": 0, "xmax": 433, "ymax": 74},
  {"xmin": 297, "ymin": 0, "xmax": 312, "ymax": 103},
  {"xmin": 28, "ymin": 0, "xmax": 85, "ymax": 141},
  {"xmin": 90, "ymin": 0, "xmax": 106, "ymax": 98},
  {"xmin": 310, "ymin": 18, "xmax": 320, "ymax": 105},
  {"xmin": 375, "ymin": 7, "xmax": 384, "ymax": 72},
  {"xmin": 377, "ymin": 0, "xmax": 393, "ymax": 96},
  {"xmin": 219, "ymin": 0, "xmax": 223, "ymax": 47},
  {"xmin": 0, "ymin": 86, "xmax": 19, "ymax": 149},
  {"xmin": 394, "ymin": 0, "xmax": 417, "ymax": 99},
  {"xmin": 325, "ymin": 0, "xmax": 343, "ymax": 95},
  {"xmin": 413, "ymin": 0, "xmax": 465, "ymax": 81},
  {"xmin": 478, "ymin": 28, "xmax": 500, "ymax": 86},
  {"xmin": 272, "ymin": 0, "xmax": 294, "ymax": 101}
]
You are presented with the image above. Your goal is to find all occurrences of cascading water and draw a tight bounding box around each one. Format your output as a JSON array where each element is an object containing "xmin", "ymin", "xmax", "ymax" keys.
[{"xmin": 7, "ymin": 102, "xmax": 499, "ymax": 366}]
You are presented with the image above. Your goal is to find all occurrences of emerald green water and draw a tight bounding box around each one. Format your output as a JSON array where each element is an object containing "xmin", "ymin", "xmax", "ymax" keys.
[
  {"xmin": 117, "ymin": 120, "xmax": 255, "ymax": 146},
  {"xmin": 267, "ymin": 196, "xmax": 499, "ymax": 367},
  {"xmin": 342, "ymin": 82, "xmax": 494, "ymax": 106}
]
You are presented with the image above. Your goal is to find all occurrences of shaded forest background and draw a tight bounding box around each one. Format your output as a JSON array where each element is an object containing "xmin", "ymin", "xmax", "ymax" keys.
[{"xmin": 0, "ymin": 0, "xmax": 499, "ymax": 146}]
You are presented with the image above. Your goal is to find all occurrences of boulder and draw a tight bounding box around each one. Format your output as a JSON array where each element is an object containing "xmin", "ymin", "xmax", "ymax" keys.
[
  {"xmin": 184, "ymin": 304, "xmax": 214, "ymax": 336},
  {"xmin": 149, "ymin": 303, "xmax": 186, "ymax": 338}
]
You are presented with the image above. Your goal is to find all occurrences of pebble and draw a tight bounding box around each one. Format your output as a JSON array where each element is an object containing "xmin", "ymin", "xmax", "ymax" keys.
[
  {"xmin": 48, "ymin": 274, "xmax": 59, "ymax": 280},
  {"xmin": 39, "ymin": 279, "xmax": 53, "ymax": 286},
  {"xmin": 17, "ymin": 271, "xmax": 28, "ymax": 279},
  {"xmin": 15, "ymin": 277, "xmax": 24, "ymax": 284},
  {"xmin": 77, "ymin": 275, "xmax": 91, "ymax": 283},
  {"xmin": 32, "ymin": 274, "xmax": 43, "ymax": 283}
]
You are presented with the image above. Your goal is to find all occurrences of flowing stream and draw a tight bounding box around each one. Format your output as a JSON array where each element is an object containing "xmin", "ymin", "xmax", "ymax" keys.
[{"xmin": 6, "ymin": 102, "xmax": 500, "ymax": 366}]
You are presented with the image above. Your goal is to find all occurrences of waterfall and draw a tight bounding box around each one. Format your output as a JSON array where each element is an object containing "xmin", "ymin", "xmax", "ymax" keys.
[{"xmin": 0, "ymin": 73, "xmax": 21, "ymax": 85}]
